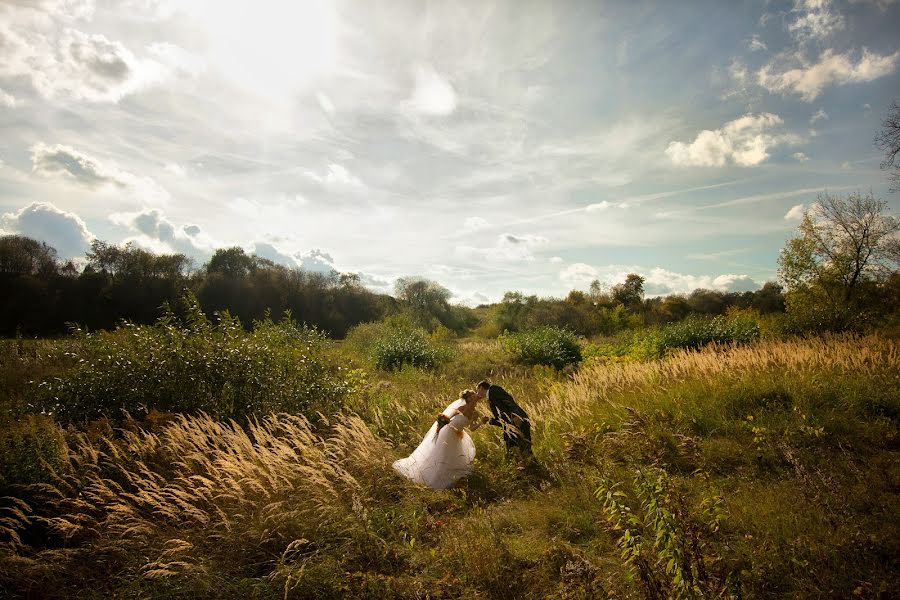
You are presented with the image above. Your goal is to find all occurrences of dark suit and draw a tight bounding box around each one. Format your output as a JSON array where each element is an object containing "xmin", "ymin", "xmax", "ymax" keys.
[{"xmin": 486, "ymin": 384, "xmax": 532, "ymax": 453}]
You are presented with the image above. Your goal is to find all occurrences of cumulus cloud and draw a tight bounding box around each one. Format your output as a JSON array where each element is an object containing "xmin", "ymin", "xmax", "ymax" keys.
[
  {"xmin": 0, "ymin": 20, "xmax": 183, "ymax": 103},
  {"xmin": 666, "ymin": 113, "xmax": 789, "ymax": 167},
  {"xmin": 358, "ymin": 272, "xmax": 394, "ymax": 294},
  {"xmin": 296, "ymin": 249, "xmax": 338, "ymax": 275},
  {"xmin": 406, "ymin": 64, "xmax": 457, "ymax": 116},
  {"xmin": 792, "ymin": 152, "xmax": 809, "ymax": 162},
  {"xmin": 549, "ymin": 256, "xmax": 564, "ymax": 264},
  {"xmin": 757, "ymin": 48, "xmax": 900, "ymax": 102},
  {"xmin": 559, "ymin": 264, "xmax": 760, "ymax": 296},
  {"xmin": 559, "ymin": 263, "xmax": 600, "ymax": 287},
  {"xmin": 784, "ymin": 204, "xmax": 806, "ymax": 219},
  {"xmin": 251, "ymin": 241, "xmax": 297, "ymax": 267},
  {"xmin": 1, "ymin": 202, "xmax": 94, "ymax": 259},
  {"xmin": 110, "ymin": 208, "xmax": 214, "ymax": 260},
  {"xmin": 450, "ymin": 290, "xmax": 492, "ymax": 307},
  {"xmin": 644, "ymin": 269, "xmax": 760, "ymax": 295},
  {"xmin": 31, "ymin": 143, "xmax": 171, "ymax": 204},
  {"xmin": 456, "ymin": 233, "xmax": 548, "ymax": 263}
]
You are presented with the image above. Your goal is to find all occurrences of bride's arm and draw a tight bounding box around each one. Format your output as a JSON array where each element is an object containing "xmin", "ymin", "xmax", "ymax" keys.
[{"xmin": 468, "ymin": 412, "xmax": 488, "ymax": 431}]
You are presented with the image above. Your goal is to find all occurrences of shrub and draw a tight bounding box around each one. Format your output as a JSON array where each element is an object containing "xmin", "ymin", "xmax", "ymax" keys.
[
  {"xmin": 635, "ymin": 312, "xmax": 761, "ymax": 358},
  {"xmin": 35, "ymin": 292, "xmax": 361, "ymax": 422},
  {"xmin": 372, "ymin": 326, "xmax": 442, "ymax": 371},
  {"xmin": 0, "ymin": 415, "xmax": 67, "ymax": 489},
  {"xmin": 499, "ymin": 326, "xmax": 582, "ymax": 369}
]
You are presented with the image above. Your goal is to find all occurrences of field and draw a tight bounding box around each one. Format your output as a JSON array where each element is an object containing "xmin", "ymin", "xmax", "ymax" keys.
[{"xmin": 1, "ymin": 329, "xmax": 899, "ymax": 599}]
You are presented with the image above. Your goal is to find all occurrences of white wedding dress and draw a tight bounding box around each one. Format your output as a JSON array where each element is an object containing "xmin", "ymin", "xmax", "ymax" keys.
[{"xmin": 393, "ymin": 399, "xmax": 476, "ymax": 489}]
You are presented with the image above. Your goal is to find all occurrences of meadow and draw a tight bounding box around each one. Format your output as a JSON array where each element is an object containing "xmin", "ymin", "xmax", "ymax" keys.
[{"xmin": 1, "ymin": 313, "xmax": 898, "ymax": 599}]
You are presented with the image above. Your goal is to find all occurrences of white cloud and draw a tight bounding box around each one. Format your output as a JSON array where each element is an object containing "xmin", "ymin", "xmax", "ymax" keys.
[
  {"xmin": 30, "ymin": 143, "xmax": 170, "ymax": 204},
  {"xmin": 296, "ymin": 249, "xmax": 337, "ymax": 275},
  {"xmin": 316, "ymin": 91, "xmax": 335, "ymax": 115},
  {"xmin": 758, "ymin": 48, "xmax": 900, "ymax": 102},
  {"xmin": 456, "ymin": 233, "xmax": 548, "ymax": 263},
  {"xmin": 559, "ymin": 263, "xmax": 760, "ymax": 295},
  {"xmin": 643, "ymin": 268, "xmax": 759, "ymax": 295},
  {"xmin": 559, "ymin": 263, "xmax": 599, "ymax": 287},
  {"xmin": 407, "ymin": 64, "xmax": 457, "ymax": 116},
  {"xmin": 788, "ymin": 0, "xmax": 845, "ymax": 43},
  {"xmin": 863, "ymin": 103, "xmax": 872, "ymax": 112},
  {"xmin": 463, "ymin": 217, "xmax": 491, "ymax": 231},
  {"xmin": 809, "ymin": 108, "xmax": 828, "ymax": 124},
  {"xmin": 1, "ymin": 202, "xmax": 94, "ymax": 259},
  {"xmin": 450, "ymin": 290, "xmax": 491, "ymax": 307},
  {"xmin": 748, "ymin": 34, "xmax": 767, "ymax": 52},
  {"xmin": 0, "ymin": 18, "xmax": 184, "ymax": 103},
  {"xmin": 785, "ymin": 204, "xmax": 806, "ymax": 219},
  {"xmin": 549, "ymin": 256, "xmax": 564, "ymax": 264},
  {"xmin": 0, "ymin": 88, "xmax": 19, "ymax": 108},
  {"xmin": 666, "ymin": 113, "xmax": 788, "ymax": 167},
  {"xmin": 110, "ymin": 208, "xmax": 214, "ymax": 260},
  {"xmin": 585, "ymin": 201, "xmax": 612, "ymax": 211},
  {"xmin": 792, "ymin": 152, "xmax": 809, "ymax": 162},
  {"xmin": 304, "ymin": 163, "xmax": 364, "ymax": 188},
  {"xmin": 164, "ymin": 163, "xmax": 186, "ymax": 177}
]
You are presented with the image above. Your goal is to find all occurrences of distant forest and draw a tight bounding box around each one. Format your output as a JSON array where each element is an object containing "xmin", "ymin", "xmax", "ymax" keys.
[{"xmin": 1, "ymin": 234, "xmax": 788, "ymax": 338}]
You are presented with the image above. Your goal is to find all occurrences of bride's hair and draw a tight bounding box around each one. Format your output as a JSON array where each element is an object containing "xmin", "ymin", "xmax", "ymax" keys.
[{"xmin": 460, "ymin": 389, "xmax": 476, "ymax": 402}]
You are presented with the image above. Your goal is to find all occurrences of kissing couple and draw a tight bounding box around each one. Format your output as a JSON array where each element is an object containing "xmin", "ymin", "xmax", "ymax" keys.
[{"xmin": 392, "ymin": 380, "xmax": 532, "ymax": 490}]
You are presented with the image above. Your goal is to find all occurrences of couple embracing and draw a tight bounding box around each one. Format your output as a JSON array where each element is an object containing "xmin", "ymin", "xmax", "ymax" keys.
[{"xmin": 392, "ymin": 380, "xmax": 532, "ymax": 490}]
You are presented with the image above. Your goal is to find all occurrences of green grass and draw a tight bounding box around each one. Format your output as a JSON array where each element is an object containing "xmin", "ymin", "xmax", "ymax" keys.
[{"xmin": 1, "ymin": 331, "xmax": 898, "ymax": 598}]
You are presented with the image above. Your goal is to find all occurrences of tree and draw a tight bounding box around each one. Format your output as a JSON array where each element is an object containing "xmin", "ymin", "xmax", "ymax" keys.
[
  {"xmin": 612, "ymin": 273, "xmax": 645, "ymax": 310},
  {"xmin": 0, "ymin": 235, "xmax": 60, "ymax": 276},
  {"xmin": 875, "ymin": 100, "xmax": 900, "ymax": 191},
  {"xmin": 778, "ymin": 191, "xmax": 900, "ymax": 329},
  {"xmin": 394, "ymin": 276, "xmax": 454, "ymax": 331},
  {"xmin": 206, "ymin": 247, "xmax": 257, "ymax": 279}
]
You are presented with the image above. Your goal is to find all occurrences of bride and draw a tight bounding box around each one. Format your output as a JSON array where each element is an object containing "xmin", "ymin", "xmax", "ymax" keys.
[{"xmin": 393, "ymin": 389, "xmax": 484, "ymax": 489}]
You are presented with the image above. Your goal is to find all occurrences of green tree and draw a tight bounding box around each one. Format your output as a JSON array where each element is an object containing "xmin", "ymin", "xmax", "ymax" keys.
[
  {"xmin": 612, "ymin": 273, "xmax": 645, "ymax": 310},
  {"xmin": 778, "ymin": 191, "xmax": 900, "ymax": 330}
]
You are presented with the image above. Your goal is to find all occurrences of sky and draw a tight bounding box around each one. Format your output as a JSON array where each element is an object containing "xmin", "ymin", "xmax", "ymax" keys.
[{"xmin": 1, "ymin": 0, "xmax": 898, "ymax": 305}]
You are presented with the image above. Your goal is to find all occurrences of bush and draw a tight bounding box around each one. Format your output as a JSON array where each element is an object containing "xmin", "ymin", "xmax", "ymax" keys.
[
  {"xmin": 0, "ymin": 415, "xmax": 67, "ymax": 489},
  {"xmin": 372, "ymin": 326, "xmax": 442, "ymax": 371},
  {"xmin": 634, "ymin": 312, "xmax": 761, "ymax": 358},
  {"xmin": 499, "ymin": 326, "xmax": 582, "ymax": 369},
  {"xmin": 35, "ymin": 292, "xmax": 361, "ymax": 422}
]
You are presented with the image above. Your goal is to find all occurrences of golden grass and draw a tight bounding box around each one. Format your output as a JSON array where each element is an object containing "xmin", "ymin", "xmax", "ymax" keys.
[{"xmin": 1, "ymin": 334, "xmax": 898, "ymax": 598}]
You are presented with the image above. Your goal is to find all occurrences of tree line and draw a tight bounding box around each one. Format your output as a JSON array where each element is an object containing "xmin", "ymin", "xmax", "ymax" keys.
[{"xmin": 3, "ymin": 187, "xmax": 898, "ymax": 341}]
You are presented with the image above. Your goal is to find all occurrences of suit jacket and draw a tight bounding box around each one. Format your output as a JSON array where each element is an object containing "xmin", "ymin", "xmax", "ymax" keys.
[{"xmin": 487, "ymin": 384, "xmax": 528, "ymax": 427}]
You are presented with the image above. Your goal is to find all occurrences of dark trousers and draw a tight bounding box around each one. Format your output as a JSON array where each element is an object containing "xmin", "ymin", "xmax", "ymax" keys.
[{"xmin": 503, "ymin": 418, "xmax": 532, "ymax": 454}]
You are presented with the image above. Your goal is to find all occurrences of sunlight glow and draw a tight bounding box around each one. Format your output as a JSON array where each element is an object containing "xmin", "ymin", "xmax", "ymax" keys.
[{"xmin": 190, "ymin": 0, "xmax": 338, "ymax": 97}]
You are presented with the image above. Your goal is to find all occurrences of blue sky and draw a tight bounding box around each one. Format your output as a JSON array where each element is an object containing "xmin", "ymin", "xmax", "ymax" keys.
[{"xmin": 1, "ymin": 0, "xmax": 898, "ymax": 305}]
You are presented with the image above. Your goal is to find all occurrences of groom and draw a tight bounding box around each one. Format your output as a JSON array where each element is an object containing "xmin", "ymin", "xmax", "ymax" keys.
[{"xmin": 475, "ymin": 380, "xmax": 532, "ymax": 454}]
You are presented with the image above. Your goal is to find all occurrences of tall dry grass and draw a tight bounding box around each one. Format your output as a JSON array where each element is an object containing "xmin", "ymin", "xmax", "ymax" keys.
[
  {"xmin": 1, "ymin": 334, "xmax": 898, "ymax": 598},
  {"xmin": 1, "ymin": 412, "xmax": 403, "ymax": 597}
]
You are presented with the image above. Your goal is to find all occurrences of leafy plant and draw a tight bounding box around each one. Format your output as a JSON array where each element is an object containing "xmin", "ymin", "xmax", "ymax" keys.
[
  {"xmin": 35, "ymin": 292, "xmax": 360, "ymax": 422},
  {"xmin": 372, "ymin": 326, "xmax": 443, "ymax": 371},
  {"xmin": 499, "ymin": 326, "xmax": 582, "ymax": 369},
  {"xmin": 633, "ymin": 312, "xmax": 760, "ymax": 359},
  {"xmin": 595, "ymin": 468, "xmax": 734, "ymax": 599}
]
